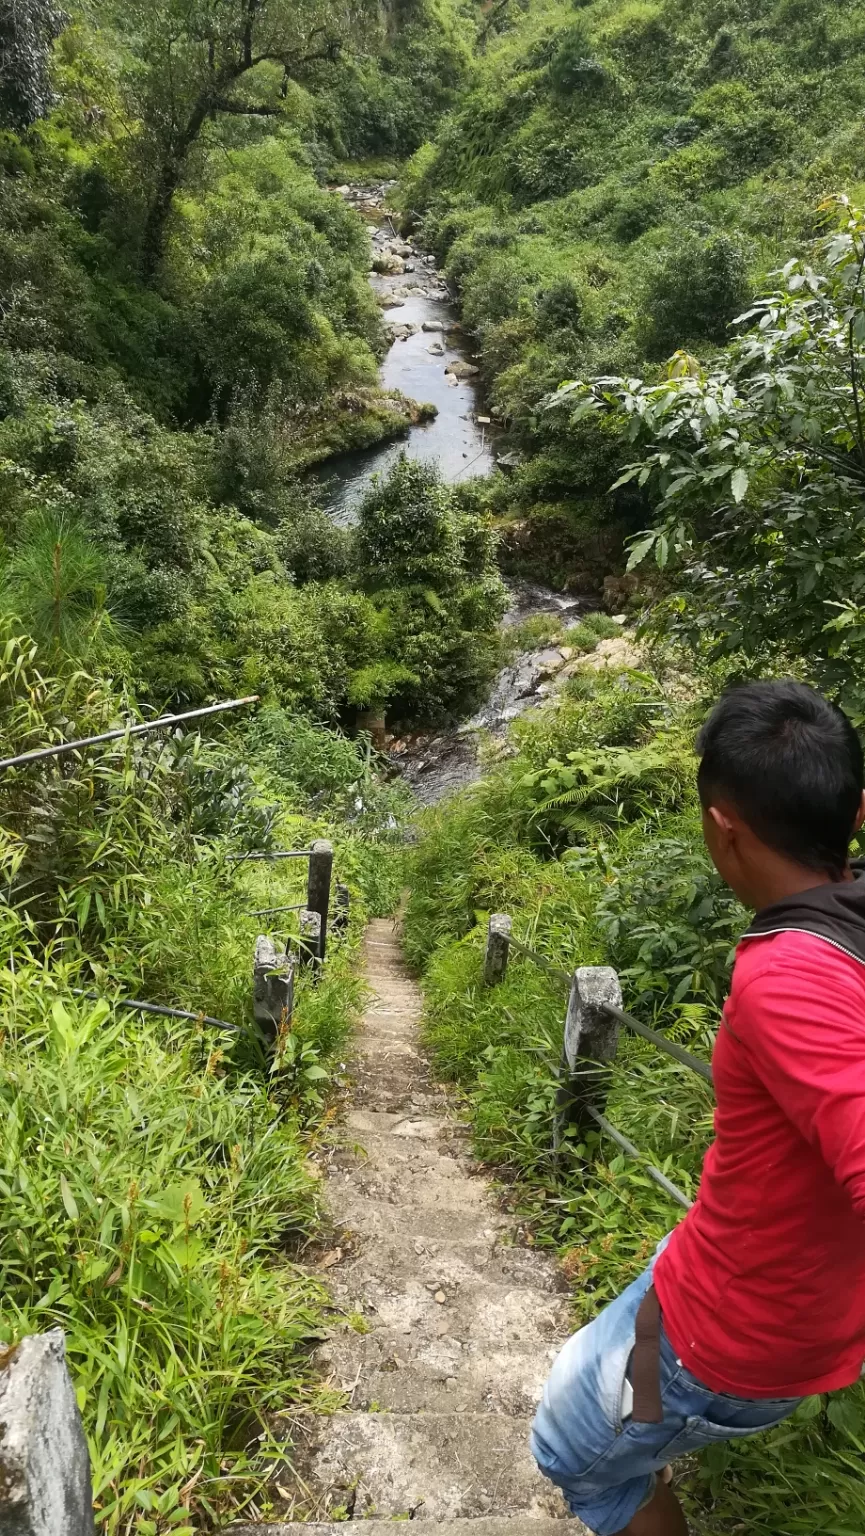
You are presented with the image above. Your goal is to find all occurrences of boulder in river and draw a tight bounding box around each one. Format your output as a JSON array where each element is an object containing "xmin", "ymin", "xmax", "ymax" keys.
[
  {"xmin": 427, "ymin": 341, "xmax": 445, "ymax": 355},
  {"xmin": 372, "ymin": 254, "xmax": 405, "ymax": 275},
  {"xmin": 422, "ymin": 320, "xmax": 444, "ymax": 332},
  {"xmin": 445, "ymin": 361, "xmax": 480, "ymax": 379}
]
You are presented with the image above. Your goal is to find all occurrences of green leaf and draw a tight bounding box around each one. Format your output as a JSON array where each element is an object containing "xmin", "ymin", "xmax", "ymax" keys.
[
  {"xmin": 626, "ymin": 532, "xmax": 656, "ymax": 570},
  {"xmin": 303, "ymin": 1064, "xmax": 328, "ymax": 1081},
  {"xmin": 730, "ymin": 467, "xmax": 749, "ymax": 503},
  {"xmin": 60, "ymin": 1174, "xmax": 79, "ymax": 1223},
  {"xmin": 146, "ymin": 1180, "xmax": 207, "ymax": 1226}
]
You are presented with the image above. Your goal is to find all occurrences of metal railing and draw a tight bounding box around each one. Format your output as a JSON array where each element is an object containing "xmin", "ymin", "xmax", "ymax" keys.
[
  {"xmin": 2, "ymin": 691, "xmax": 354, "ymax": 1049},
  {"xmin": 0, "ymin": 696, "xmax": 259, "ymax": 771},
  {"xmin": 483, "ymin": 913, "xmax": 713, "ymax": 1211}
]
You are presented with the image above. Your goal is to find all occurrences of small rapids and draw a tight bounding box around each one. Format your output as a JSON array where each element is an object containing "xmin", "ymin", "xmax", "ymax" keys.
[{"xmin": 389, "ymin": 583, "xmax": 597, "ymax": 806}]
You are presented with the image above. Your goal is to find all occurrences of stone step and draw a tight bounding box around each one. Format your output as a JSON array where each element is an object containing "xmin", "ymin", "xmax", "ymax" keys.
[
  {"xmin": 230, "ymin": 1518, "xmax": 575, "ymax": 1535},
  {"xmin": 319, "ymin": 1331, "xmax": 557, "ymax": 1414},
  {"xmin": 326, "ymin": 1274, "xmax": 569, "ymax": 1355},
  {"xmin": 273, "ymin": 1410, "xmax": 569, "ymax": 1522},
  {"xmin": 329, "ymin": 1158, "xmax": 493, "ymax": 1216},
  {"xmin": 348, "ymin": 1063, "xmax": 450, "ymax": 1115},
  {"xmin": 333, "ymin": 1191, "xmax": 508, "ymax": 1245},
  {"xmin": 319, "ymin": 1224, "xmax": 567, "ymax": 1298}
]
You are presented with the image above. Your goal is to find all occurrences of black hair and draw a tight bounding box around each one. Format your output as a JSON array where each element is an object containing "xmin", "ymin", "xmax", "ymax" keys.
[{"xmin": 696, "ymin": 680, "xmax": 864, "ymax": 877}]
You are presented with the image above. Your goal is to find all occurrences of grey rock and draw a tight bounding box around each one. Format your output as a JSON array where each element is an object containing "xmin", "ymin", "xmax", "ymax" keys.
[
  {"xmin": 253, "ymin": 936, "xmax": 293, "ymax": 1041},
  {"xmin": 484, "ymin": 914, "xmax": 512, "ymax": 987},
  {"xmin": 564, "ymin": 966, "xmax": 622, "ymax": 1072},
  {"xmin": 0, "ymin": 1330, "xmax": 95, "ymax": 1535}
]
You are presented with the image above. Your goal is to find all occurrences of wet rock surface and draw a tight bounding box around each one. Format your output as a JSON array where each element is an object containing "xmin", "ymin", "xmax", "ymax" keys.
[{"xmin": 388, "ymin": 582, "xmax": 598, "ymax": 806}]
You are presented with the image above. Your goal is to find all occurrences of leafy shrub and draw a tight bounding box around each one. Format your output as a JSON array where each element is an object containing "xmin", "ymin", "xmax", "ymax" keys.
[
  {"xmin": 353, "ymin": 457, "xmax": 507, "ymax": 721},
  {"xmin": 638, "ymin": 231, "xmax": 751, "ymax": 355}
]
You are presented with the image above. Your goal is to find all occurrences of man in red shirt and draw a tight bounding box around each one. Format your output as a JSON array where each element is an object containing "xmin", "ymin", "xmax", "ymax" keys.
[{"xmin": 531, "ymin": 679, "xmax": 865, "ymax": 1534}]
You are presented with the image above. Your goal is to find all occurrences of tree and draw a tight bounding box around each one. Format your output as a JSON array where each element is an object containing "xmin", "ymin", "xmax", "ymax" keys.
[
  {"xmin": 0, "ymin": 0, "xmax": 65, "ymax": 128},
  {"xmin": 123, "ymin": 0, "xmax": 374, "ymax": 274},
  {"xmin": 353, "ymin": 456, "xmax": 507, "ymax": 721},
  {"xmin": 547, "ymin": 198, "xmax": 865, "ymax": 718}
]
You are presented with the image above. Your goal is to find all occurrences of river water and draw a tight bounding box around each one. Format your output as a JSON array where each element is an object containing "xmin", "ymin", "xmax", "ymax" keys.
[
  {"xmin": 313, "ymin": 212, "xmax": 496, "ymax": 521},
  {"xmin": 316, "ymin": 185, "xmax": 594, "ymax": 803}
]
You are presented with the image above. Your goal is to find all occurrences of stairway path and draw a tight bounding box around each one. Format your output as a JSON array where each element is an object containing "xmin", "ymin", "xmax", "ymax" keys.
[{"xmin": 234, "ymin": 918, "xmax": 584, "ymax": 1534}]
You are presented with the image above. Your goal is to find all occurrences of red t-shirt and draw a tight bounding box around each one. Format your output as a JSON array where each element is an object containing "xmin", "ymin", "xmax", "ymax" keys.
[{"xmin": 654, "ymin": 929, "xmax": 865, "ymax": 1398}]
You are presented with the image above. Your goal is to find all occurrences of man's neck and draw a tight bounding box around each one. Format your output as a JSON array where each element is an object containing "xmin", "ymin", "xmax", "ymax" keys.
[{"xmin": 748, "ymin": 860, "xmax": 852, "ymax": 913}]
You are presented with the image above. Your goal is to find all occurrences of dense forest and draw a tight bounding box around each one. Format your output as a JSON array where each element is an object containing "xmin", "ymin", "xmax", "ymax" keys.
[{"xmin": 4, "ymin": 0, "xmax": 865, "ymax": 1530}]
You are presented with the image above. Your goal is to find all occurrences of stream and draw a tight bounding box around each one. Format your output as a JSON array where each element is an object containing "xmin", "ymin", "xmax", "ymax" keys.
[
  {"xmin": 318, "ymin": 181, "xmax": 596, "ymax": 804},
  {"xmin": 313, "ymin": 184, "xmax": 496, "ymax": 521}
]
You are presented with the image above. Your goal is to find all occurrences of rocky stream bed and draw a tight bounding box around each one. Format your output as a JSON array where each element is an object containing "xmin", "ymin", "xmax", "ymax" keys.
[{"xmin": 317, "ymin": 183, "xmax": 628, "ymax": 806}]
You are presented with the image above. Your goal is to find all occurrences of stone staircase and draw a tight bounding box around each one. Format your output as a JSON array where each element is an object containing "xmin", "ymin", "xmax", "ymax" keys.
[{"xmin": 233, "ymin": 918, "xmax": 586, "ymax": 1536}]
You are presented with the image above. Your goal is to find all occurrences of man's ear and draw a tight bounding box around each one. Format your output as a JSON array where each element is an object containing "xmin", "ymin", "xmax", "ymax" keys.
[
  {"xmin": 855, "ymin": 790, "xmax": 865, "ymax": 834},
  {"xmin": 707, "ymin": 804, "xmax": 736, "ymax": 838}
]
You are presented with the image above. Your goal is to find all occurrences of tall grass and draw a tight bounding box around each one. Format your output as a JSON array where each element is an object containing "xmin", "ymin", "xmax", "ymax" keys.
[{"xmin": 0, "ymin": 625, "xmax": 405, "ymax": 1531}]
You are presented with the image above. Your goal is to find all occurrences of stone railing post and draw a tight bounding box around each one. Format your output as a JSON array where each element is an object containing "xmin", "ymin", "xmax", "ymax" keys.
[
  {"xmin": 555, "ymin": 966, "xmax": 622, "ymax": 1146},
  {"xmin": 484, "ymin": 914, "xmax": 512, "ymax": 986},
  {"xmin": 253, "ymin": 936, "xmax": 294, "ymax": 1043},
  {"xmin": 0, "ymin": 1328, "xmax": 95, "ymax": 1534},
  {"xmin": 307, "ymin": 841, "xmax": 334, "ymax": 961},
  {"xmin": 299, "ymin": 908, "xmax": 322, "ymax": 967}
]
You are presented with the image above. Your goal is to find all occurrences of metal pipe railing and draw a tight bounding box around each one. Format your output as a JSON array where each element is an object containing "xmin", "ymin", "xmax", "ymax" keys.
[
  {"xmin": 73, "ymin": 989, "xmax": 240, "ymax": 1032},
  {"xmin": 0, "ymin": 696, "xmax": 258, "ymax": 772},
  {"xmin": 492, "ymin": 926, "xmax": 712, "ymax": 1084},
  {"xmin": 227, "ymin": 850, "xmax": 312, "ymax": 862},
  {"xmin": 603, "ymin": 1003, "xmax": 714, "ymax": 1085},
  {"xmin": 484, "ymin": 912, "xmax": 713, "ymax": 1213},
  {"xmin": 503, "ymin": 934, "xmax": 574, "ymax": 987},
  {"xmin": 587, "ymin": 1107, "xmax": 693, "ymax": 1211}
]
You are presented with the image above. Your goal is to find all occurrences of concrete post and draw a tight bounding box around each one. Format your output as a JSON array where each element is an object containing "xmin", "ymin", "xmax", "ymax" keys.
[
  {"xmin": 306, "ymin": 841, "xmax": 334, "ymax": 961},
  {"xmin": 299, "ymin": 909, "xmax": 322, "ymax": 967},
  {"xmin": 555, "ymin": 966, "xmax": 622, "ymax": 1144},
  {"xmin": 0, "ymin": 1329, "xmax": 95, "ymax": 1535},
  {"xmin": 484, "ymin": 914, "xmax": 512, "ymax": 986},
  {"xmin": 253, "ymin": 936, "xmax": 294, "ymax": 1043}
]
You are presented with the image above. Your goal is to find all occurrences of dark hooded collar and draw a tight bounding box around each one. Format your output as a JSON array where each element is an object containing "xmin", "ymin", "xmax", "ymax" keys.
[{"xmin": 742, "ymin": 859, "xmax": 865, "ymax": 968}]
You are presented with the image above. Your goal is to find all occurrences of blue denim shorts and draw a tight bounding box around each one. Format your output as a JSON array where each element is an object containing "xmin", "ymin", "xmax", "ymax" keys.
[{"xmin": 530, "ymin": 1257, "xmax": 800, "ymax": 1535}]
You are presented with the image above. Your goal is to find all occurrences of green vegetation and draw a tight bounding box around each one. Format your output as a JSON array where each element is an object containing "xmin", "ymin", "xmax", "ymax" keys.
[
  {"xmin": 402, "ymin": 0, "xmax": 865, "ymax": 577},
  {"xmin": 0, "ymin": 618, "xmax": 408, "ymax": 1531},
  {"xmin": 406, "ymin": 663, "xmax": 865, "ymax": 1535},
  {"xmin": 0, "ymin": 0, "xmax": 489, "ymax": 722},
  {"xmin": 551, "ymin": 198, "xmax": 865, "ymax": 724},
  {"xmin": 8, "ymin": 0, "xmax": 865, "ymax": 1527}
]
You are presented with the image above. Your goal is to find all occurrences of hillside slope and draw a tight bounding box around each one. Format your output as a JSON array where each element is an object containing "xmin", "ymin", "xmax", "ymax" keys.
[{"xmin": 405, "ymin": 0, "xmax": 865, "ymax": 578}]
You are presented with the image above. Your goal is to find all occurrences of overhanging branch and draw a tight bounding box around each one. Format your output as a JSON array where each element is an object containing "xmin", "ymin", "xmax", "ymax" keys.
[{"xmin": 213, "ymin": 98, "xmax": 282, "ymax": 115}]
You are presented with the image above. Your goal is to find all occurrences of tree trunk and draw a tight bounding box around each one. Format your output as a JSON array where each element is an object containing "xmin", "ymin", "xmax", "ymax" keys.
[{"xmin": 140, "ymin": 93, "xmax": 216, "ymax": 279}]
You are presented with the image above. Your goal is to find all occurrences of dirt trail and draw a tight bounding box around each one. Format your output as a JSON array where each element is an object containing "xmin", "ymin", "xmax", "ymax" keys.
[{"xmin": 235, "ymin": 918, "xmax": 586, "ymax": 1536}]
